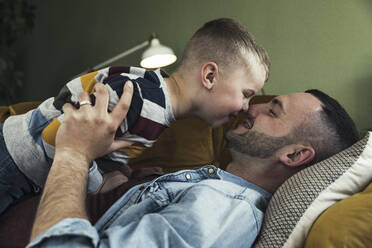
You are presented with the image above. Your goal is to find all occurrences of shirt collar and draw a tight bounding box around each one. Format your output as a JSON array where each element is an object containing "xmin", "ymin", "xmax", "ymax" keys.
[{"xmin": 216, "ymin": 168, "xmax": 272, "ymax": 199}]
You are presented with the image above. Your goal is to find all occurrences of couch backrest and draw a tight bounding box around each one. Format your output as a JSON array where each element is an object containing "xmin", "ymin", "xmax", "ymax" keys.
[{"xmin": 0, "ymin": 96, "xmax": 275, "ymax": 172}]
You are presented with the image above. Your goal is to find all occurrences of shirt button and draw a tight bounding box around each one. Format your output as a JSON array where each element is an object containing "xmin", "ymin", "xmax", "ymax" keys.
[
  {"xmin": 185, "ymin": 173, "xmax": 191, "ymax": 180},
  {"xmin": 208, "ymin": 168, "xmax": 215, "ymax": 174}
]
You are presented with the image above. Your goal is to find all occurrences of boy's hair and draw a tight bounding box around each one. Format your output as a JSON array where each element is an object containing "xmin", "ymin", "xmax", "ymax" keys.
[
  {"xmin": 180, "ymin": 18, "xmax": 270, "ymax": 82},
  {"xmin": 293, "ymin": 89, "xmax": 360, "ymax": 165}
]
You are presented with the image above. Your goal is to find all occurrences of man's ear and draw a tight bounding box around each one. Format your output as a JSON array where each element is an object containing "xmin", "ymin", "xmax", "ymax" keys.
[
  {"xmin": 278, "ymin": 144, "xmax": 315, "ymax": 167},
  {"xmin": 200, "ymin": 62, "xmax": 218, "ymax": 90}
]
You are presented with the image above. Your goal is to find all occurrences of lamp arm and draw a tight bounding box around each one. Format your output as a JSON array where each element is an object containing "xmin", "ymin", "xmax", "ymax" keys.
[
  {"xmin": 91, "ymin": 40, "xmax": 149, "ymax": 71},
  {"xmin": 75, "ymin": 40, "xmax": 150, "ymax": 77}
]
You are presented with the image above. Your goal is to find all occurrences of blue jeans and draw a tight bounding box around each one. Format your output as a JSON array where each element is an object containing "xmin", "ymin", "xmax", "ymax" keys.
[{"xmin": 0, "ymin": 123, "xmax": 37, "ymax": 215}]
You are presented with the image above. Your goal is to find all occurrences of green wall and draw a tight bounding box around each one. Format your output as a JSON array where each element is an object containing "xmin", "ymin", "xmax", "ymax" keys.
[{"xmin": 16, "ymin": 0, "xmax": 372, "ymax": 134}]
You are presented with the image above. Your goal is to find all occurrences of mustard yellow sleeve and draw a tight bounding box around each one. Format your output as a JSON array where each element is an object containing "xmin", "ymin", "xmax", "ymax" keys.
[
  {"xmin": 42, "ymin": 118, "xmax": 61, "ymax": 147},
  {"xmin": 80, "ymin": 71, "xmax": 99, "ymax": 94}
]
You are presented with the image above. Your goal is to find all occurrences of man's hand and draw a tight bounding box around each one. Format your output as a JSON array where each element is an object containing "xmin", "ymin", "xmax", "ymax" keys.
[
  {"xmin": 30, "ymin": 81, "xmax": 133, "ymax": 241},
  {"xmin": 55, "ymin": 81, "xmax": 134, "ymax": 163}
]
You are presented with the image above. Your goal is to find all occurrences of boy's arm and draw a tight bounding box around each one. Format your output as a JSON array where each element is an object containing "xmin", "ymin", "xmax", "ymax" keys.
[{"xmin": 30, "ymin": 82, "xmax": 134, "ymax": 240}]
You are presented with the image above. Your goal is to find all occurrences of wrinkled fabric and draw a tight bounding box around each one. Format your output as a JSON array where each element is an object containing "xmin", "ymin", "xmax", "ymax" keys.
[{"xmin": 28, "ymin": 166, "xmax": 271, "ymax": 248}]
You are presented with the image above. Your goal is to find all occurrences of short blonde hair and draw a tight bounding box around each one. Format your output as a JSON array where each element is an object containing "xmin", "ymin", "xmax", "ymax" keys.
[{"xmin": 180, "ymin": 18, "xmax": 270, "ymax": 82}]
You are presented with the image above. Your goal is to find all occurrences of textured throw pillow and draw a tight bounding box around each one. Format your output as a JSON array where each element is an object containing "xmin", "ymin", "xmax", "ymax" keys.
[{"xmin": 253, "ymin": 132, "xmax": 372, "ymax": 248}]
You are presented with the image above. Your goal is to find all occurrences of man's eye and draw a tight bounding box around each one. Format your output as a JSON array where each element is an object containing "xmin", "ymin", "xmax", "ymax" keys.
[{"xmin": 269, "ymin": 109, "xmax": 276, "ymax": 117}]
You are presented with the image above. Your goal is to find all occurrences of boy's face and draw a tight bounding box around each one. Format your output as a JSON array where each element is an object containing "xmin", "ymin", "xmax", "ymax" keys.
[{"xmin": 203, "ymin": 55, "xmax": 266, "ymax": 127}]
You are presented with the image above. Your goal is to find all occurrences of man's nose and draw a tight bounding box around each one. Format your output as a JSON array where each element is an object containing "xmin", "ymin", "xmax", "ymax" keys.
[{"xmin": 248, "ymin": 103, "xmax": 266, "ymax": 117}]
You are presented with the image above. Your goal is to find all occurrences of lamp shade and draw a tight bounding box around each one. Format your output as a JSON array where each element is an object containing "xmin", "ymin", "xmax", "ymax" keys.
[{"xmin": 140, "ymin": 38, "xmax": 177, "ymax": 69}]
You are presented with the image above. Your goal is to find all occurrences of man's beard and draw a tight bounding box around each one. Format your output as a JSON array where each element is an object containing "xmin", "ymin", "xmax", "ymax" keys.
[{"xmin": 225, "ymin": 130, "xmax": 293, "ymax": 159}]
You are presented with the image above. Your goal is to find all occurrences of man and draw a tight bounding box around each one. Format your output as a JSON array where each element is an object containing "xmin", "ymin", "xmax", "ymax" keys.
[{"xmin": 27, "ymin": 82, "xmax": 359, "ymax": 247}]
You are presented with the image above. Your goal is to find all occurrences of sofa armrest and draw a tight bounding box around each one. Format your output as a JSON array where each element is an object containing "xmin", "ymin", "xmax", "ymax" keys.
[{"xmin": 0, "ymin": 101, "xmax": 41, "ymax": 123}]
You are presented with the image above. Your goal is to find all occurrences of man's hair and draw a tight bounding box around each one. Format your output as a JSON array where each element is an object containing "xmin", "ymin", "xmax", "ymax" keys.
[
  {"xmin": 292, "ymin": 89, "xmax": 360, "ymax": 165},
  {"xmin": 180, "ymin": 18, "xmax": 270, "ymax": 82}
]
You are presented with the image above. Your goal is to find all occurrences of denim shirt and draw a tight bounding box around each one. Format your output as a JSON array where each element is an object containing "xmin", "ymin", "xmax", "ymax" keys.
[{"xmin": 28, "ymin": 166, "xmax": 271, "ymax": 248}]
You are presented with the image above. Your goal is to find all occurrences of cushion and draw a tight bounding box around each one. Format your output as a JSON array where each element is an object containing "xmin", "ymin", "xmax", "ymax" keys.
[
  {"xmin": 304, "ymin": 182, "xmax": 372, "ymax": 247},
  {"xmin": 253, "ymin": 131, "xmax": 372, "ymax": 248},
  {"xmin": 0, "ymin": 101, "xmax": 41, "ymax": 123},
  {"xmin": 128, "ymin": 117, "xmax": 217, "ymax": 172}
]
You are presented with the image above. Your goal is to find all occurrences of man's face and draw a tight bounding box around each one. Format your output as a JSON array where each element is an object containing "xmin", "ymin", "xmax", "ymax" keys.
[
  {"xmin": 226, "ymin": 93, "xmax": 323, "ymax": 157},
  {"xmin": 202, "ymin": 53, "xmax": 266, "ymax": 127}
]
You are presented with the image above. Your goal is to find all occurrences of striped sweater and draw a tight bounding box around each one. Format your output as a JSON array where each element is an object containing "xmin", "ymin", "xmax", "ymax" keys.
[{"xmin": 3, "ymin": 66, "xmax": 175, "ymax": 191}]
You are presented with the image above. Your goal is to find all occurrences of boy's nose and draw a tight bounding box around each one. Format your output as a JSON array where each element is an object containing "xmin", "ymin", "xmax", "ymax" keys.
[
  {"xmin": 242, "ymin": 99, "xmax": 250, "ymax": 112},
  {"xmin": 242, "ymin": 103, "xmax": 249, "ymax": 112}
]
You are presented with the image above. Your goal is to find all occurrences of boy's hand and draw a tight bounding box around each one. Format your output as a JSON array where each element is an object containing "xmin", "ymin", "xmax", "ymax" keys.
[{"xmin": 55, "ymin": 81, "xmax": 134, "ymax": 163}]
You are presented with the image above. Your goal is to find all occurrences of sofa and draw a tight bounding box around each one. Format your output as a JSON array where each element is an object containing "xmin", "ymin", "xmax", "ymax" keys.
[{"xmin": 0, "ymin": 95, "xmax": 371, "ymax": 247}]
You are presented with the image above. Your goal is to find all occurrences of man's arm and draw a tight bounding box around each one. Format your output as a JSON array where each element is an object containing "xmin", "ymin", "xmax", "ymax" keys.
[{"xmin": 30, "ymin": 81, "xmax": 133, "ymax": 240}]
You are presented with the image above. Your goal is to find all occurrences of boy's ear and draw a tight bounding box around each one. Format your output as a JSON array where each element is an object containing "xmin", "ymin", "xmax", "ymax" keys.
[
  {"xmin": 278, "ymin": 144, "xmax": 315, "ymax": 167},
  {"xmin": 200, "ymin": 62, "xmax": 218, "ymax": 90}
]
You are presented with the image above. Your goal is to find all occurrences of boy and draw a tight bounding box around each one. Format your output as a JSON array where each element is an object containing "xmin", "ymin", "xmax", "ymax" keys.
[{"xmin": 0, "ymin": 18, "xmax": 270, "ymax": 214}]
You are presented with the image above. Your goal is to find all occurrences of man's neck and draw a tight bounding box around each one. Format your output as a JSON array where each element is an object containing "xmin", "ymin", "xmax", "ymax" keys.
[{"xmin": 225, "ymin": 153, "xmax": 287, "ymax": 194}]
